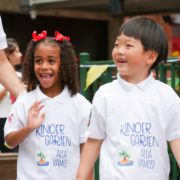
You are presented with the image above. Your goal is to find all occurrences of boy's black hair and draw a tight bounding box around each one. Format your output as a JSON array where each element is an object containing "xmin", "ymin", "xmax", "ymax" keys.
[
  {"xmin": 119, "ymin": 17, "xmax": 168, "ymax": 70},
  {"xmin": 22, "ymin": 37, "xmax": 79, "ymax": 96}
]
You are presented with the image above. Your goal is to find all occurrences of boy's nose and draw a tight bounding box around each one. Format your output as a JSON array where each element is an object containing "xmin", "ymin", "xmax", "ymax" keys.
[{"xmin": 117, "ymin": 46, "xmax": 125, "ymax": 55}]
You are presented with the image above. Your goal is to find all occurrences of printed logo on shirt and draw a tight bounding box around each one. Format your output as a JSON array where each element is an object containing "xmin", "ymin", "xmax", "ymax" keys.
[
  {"xmin": 37, "ymin": 152, "xmax": 49, "ymax": 166},
  {"xmin": 36, "ymin": 123, "xmax": 72, "ymax": 168},
  {"xmin": 119, "ymin": 122, "xmax": 158, "ymax": 148},
  {"xmin": 117, "ymin": 150, "xmax": 134, "ymax": 166},
  {"xmin": 118, "ymin": 121, "xmax": 159, "ymax": 170}
]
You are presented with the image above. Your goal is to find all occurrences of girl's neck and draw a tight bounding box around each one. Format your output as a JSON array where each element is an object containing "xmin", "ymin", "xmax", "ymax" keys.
[{"xmin": 40, "ymin": 85, "xmax": 63, "ymax": 98}]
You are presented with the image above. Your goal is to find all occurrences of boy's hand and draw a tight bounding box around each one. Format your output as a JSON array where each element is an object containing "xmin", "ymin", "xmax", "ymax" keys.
[{"xmin": 27, "ymin": 101, "xmax": 46, "ymax": 131}]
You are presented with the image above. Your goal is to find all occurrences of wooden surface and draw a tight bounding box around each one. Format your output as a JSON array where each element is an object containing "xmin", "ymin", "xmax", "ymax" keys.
[{"xmin": 0, "ymin": 153, "xmax": 17, "ymax": 180}]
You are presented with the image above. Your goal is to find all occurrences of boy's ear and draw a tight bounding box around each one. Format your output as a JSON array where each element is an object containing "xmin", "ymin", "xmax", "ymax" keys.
[{"xmin": 146, "ymin": 50, "xmax": 158, "ymax": 67}]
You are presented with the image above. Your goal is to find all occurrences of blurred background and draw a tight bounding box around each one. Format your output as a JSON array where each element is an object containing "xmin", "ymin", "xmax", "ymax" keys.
[
  {"xmin": 1, "ymin": 1, "xmax": 180, "ymax": 180},
  {"xmin": 1, "ymin": 0, "xmax": 180, "ymax": 61}
]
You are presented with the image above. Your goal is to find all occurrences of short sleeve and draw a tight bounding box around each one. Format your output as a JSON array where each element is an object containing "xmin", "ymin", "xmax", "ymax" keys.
[
  {"xmin": 78, "ymin": 96, "xmax": 92, "ymax": 144},
  {"xmin": 166, "ymin": 97, "xmax": 180, "ymax": 141},
  {"xmin": 0, "ymin": 16, "xmax": 7, "ymax": 49},
  {"xmin": 4, "ymin": 98, "xmax": 26, "ymax": 138},
  {"xmin": 88, "ymin": 88, "xmax": 106, "ymax": 140}
]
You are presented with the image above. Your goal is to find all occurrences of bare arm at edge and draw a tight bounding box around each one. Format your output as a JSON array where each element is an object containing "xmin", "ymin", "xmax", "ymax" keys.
[
  {"xmin": 0, "ymin": 49, "xmax": 25, "ymax": 97},
  {"xmin": 169, "ymin": 138, "xmax": 180, "ymax": 168},
  {"xmin": 80, "ymin": 143, "xmax": 94, "ymax": 180},
  {"xmin": 76, "ymin": 138, "xmax": 103, "ymax": 180}
]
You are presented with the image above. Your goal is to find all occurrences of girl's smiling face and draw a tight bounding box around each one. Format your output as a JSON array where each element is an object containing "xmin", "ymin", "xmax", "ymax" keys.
[
  {"xmin": 112, "ymin": 33, "xmax": 157, "ymax": 84},
  {"xmin": 34, "ymin": 42, "xmax": 62, "ymax": 97}
]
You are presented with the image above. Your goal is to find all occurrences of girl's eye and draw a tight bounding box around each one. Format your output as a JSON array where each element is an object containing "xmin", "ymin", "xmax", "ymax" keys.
[
  {"xmin": 34, "ymin": 59, "xmax": 42, "ymax": 64},
  {"xmin": 49, "ymin": 59, "xmax": 56, "ymax": 65}
]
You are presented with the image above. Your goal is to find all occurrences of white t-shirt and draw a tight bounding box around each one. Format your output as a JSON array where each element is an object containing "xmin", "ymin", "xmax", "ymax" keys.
[
  {"xmin": 0, "ymin": 16, "xmax": 7, "ymax": 49},
  {"xmin": 0, "ymin": 71, "xmax": 22, "ymax": 118},
  {"xmin": 0, "ymin": 83, "xmax": 11, "ymax": 118},
  {"xmin": 4, "ymin": 86, "xmax": 91, "ymax": 180},
  {"xmin": 88, "ymin": 73, "xmax": 180, "ymax": 180}
]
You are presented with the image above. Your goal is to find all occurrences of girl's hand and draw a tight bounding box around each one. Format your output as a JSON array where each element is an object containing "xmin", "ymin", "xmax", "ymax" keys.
[{"xmin": 27, "ymin": 101, "xmax": 46, "ymax": 131}]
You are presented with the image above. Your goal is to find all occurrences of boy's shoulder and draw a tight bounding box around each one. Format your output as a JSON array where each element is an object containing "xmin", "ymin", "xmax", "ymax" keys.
[
  {"xmin": 97, "ymin": 79, "xmax": 118, "ymax": 93},
  {"xmin": 152, "ymin": 79, "xmax": 179, "ymax": 103},
  {"xmin": 154, "ymin": 79, "xmax": 176, "ymax": 93}
]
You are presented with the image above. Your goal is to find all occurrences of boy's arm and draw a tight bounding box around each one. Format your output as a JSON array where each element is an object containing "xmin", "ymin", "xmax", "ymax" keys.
[
  {"xmin": 80, "ymin": 143, "xmax": 94, "ymax": 180},
  {"xmin": 76, "ymin": 138, "xmax": 103, "ymax": 180},
  {"xmin": 169, "ymin": 138, "xmax": 180, "ymax": 168}
]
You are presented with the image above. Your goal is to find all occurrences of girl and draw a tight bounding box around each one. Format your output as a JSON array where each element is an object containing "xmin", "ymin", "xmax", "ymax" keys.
[
  {"xmin": 4, "ymin": 31, "xmax": 91, "ymax": 180},
  {"xmin": 76, "ymin": 17, "xmax": 180, "ymax": 180},
  {"xmin": 0, "ymin": 38, "xmax": 22, "ymax": 152}
]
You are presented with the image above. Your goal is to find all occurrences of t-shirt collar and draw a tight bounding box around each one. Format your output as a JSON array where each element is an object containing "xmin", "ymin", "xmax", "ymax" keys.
[
  {"xmin": 36, "ymin": 85, "xmax": 70, "ymax": 103},
  {"xmin": 117, "ymin": 73, "xmax": 154, "ymax": 91}
]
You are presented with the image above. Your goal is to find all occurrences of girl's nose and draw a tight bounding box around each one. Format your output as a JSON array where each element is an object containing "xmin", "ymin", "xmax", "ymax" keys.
[{"xmin": 41, "ymin": 61, "xmax": 49, "ymax": 69}]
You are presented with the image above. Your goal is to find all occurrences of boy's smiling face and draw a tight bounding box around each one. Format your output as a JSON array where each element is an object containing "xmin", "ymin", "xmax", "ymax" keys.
[{"xmin": 112, "ymin": 33, "xmax": 157, "ymax": 84}]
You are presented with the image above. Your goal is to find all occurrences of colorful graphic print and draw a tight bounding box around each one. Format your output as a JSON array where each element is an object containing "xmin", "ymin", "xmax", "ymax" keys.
[
  {"xmin": 37, "ymin": 152, "xmax": 49, "ymax": 166},
  {"xmin": 117, "ymin": 150, "xmax": 134, "ymax": 166}
]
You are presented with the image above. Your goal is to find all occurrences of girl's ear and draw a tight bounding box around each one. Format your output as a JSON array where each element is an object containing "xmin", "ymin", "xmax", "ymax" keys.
[{"xmin": 146, "ymin": 50, "xmax": 158, "ymax": 67}]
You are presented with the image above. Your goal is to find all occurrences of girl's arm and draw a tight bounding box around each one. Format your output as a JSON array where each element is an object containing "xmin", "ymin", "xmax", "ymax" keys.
[
  {"xmin": 76, "ymin": 138, "xmax": 103, "ymax": 180},
  {"xmin": 169, "ymin": 138, "xmax": 180, "ymax": 168},
  {"xmin": 5, "ymin": 101, "xmax": 45, "ymax": 148},
  {"xmin": 5, "ymin": 126, "xmax": 33, "ymax": 148}
]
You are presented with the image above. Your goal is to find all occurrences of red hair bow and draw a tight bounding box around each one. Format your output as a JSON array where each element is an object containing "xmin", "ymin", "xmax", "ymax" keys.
[
  {"xmin": 32, "ymin": 30, "xmax": 47, "ymax": 42},
  {"xmin": 55, "ymin": 31, "xmax": 70, "ymax": 41}
]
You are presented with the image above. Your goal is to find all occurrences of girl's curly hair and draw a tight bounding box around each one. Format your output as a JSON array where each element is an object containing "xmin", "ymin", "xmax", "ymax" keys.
[{"xmin": 22, "ymin": 37, "xmax": 79, "ymax": 96}]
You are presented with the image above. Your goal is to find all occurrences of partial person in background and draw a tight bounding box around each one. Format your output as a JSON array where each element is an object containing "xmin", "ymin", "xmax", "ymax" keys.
[
  {"xmin": 0, "ymin": 16, "xmax": 25, "ymax": 97},
  {"xmin": 4, "ymin": 38, "xmax": 23, "ymax": 102},
  {"xmin": 0, "ymin": 38, "xmax": 22, "ymax": 152}
]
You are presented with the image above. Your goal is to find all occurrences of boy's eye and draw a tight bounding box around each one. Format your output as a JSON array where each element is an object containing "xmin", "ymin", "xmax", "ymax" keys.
[
  {"xmin": 126, "ymin": 44, "xmax": 133, "ymax": 47},
  {"xmin": 114, "ymin": 43, "xmax": 119, "ymax": 47}
]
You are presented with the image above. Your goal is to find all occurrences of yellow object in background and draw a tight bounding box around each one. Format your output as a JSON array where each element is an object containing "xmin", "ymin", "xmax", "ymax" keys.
[
  {"xmin": 171, "ymin": 50, "xmax": 180, "ymax": 57},
  {"xmin": 85, "ymin": 65, "xmax": 109, "ymax": 90}
]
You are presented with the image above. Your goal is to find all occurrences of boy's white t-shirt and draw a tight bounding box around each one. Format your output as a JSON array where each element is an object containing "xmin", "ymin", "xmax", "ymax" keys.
[
  {"xmin": 4, "ymin": 86, "xmax": 91, "ymax": 180},
  {"xmin": 0, "ymin": 16, "xmax": 7, "ymax": 49},
  {"xmin": 89, "ymin": 73, "xmax": 180, "ymax": 180}
]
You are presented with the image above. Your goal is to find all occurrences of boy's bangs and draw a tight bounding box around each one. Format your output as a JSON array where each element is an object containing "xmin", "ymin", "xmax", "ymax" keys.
[{"xmin": 119, "ymin": 22, "xmax": 143, "ymax": 40}]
